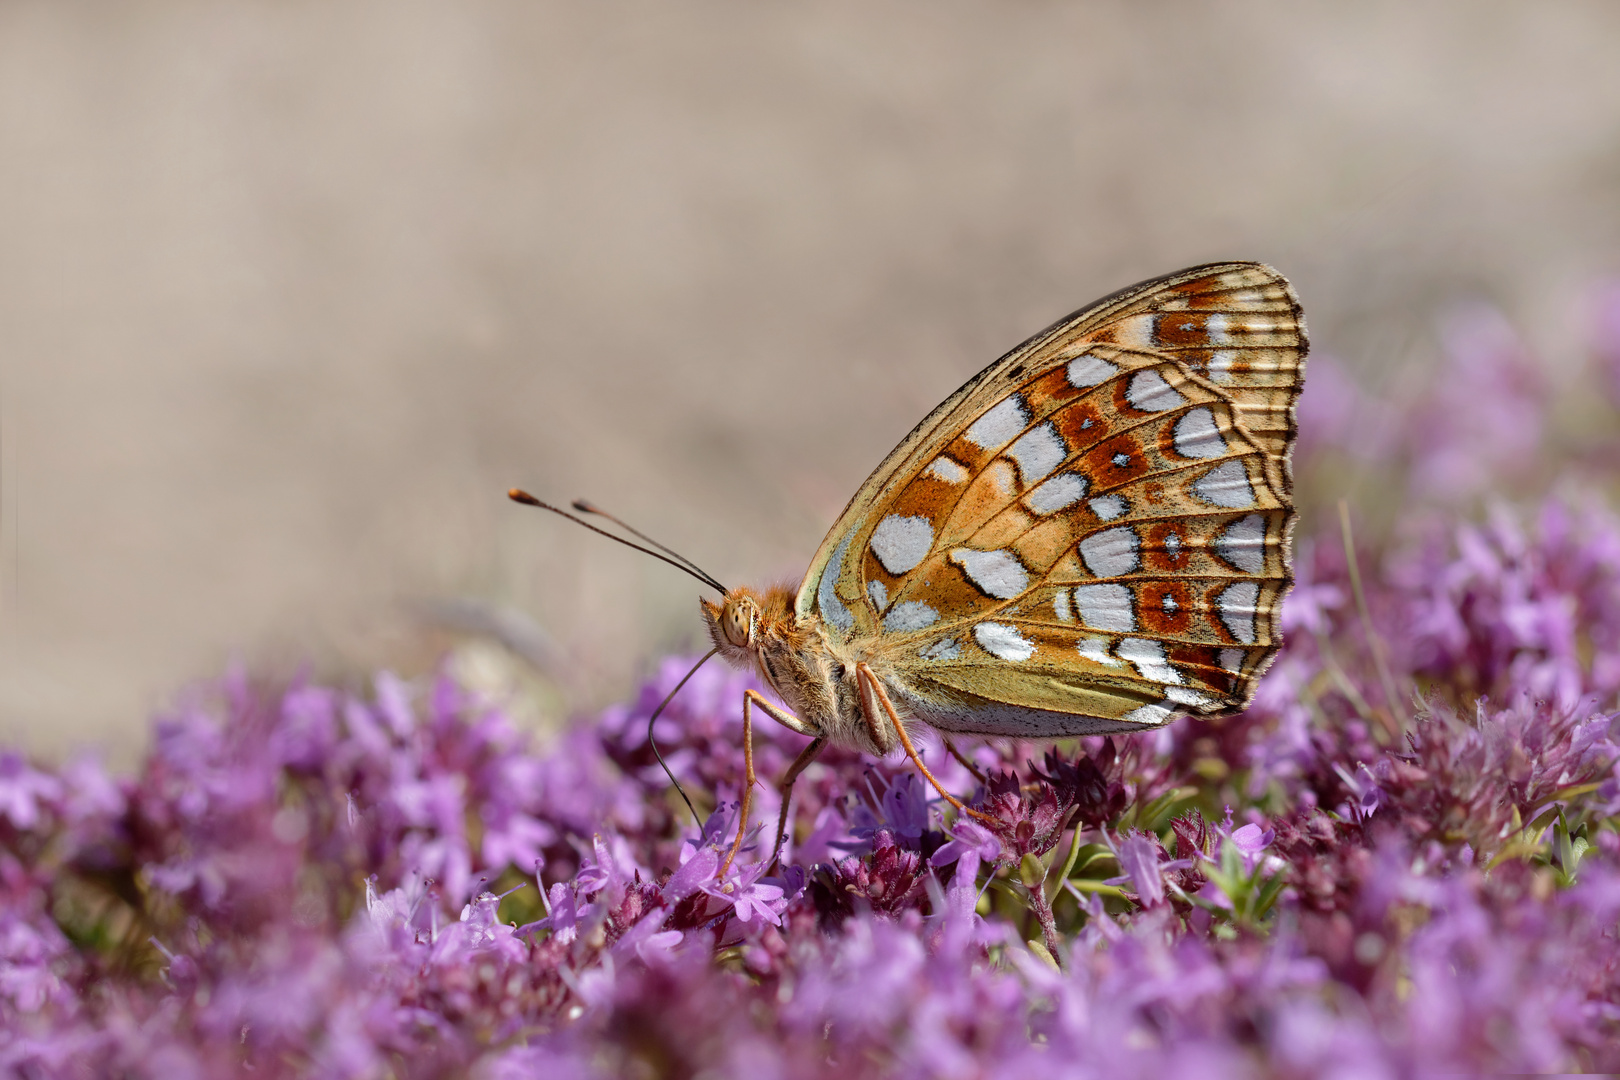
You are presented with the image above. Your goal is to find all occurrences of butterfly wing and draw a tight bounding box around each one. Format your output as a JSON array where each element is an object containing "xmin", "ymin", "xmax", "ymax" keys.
[{"xmin": 796, "ymin": 262, "xmax": 1306, "ymax": 735}]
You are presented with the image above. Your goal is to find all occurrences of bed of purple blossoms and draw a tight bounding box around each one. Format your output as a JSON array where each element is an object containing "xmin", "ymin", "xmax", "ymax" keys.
[{"xmin": 7, "ymin": 287, "xmax": 1620, "ymax": 1077}]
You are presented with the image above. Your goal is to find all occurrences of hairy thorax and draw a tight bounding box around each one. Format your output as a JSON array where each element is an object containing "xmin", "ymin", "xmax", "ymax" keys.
[{"xmin": 701, "ymin": 585, "xmax": 898, "ymax": 756}]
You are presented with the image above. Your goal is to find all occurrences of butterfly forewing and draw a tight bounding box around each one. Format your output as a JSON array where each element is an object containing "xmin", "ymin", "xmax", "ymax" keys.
[{"xmin": 797, "ymin": 263, "xmax": 1305, "ymax": 736}]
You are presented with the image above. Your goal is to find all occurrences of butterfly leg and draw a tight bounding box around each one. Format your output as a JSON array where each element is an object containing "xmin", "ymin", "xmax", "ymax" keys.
[
  {"xmin": 718, "ymin": 693, "xmax": 758, "ymax": 880},
  {"xmin": 721, "ymin": 690, "xmax": 820, "ymax": 879},
  {"xmin": 742, "ymin": 690, "xmax": 819, "ymax": 737},
  {"xmin": 769, "ymin": 736, "xmax": 827, "ymax": 869},
  {"xmin": 855, "ymin": 664, "xmax": 997, "ymax": 825}
]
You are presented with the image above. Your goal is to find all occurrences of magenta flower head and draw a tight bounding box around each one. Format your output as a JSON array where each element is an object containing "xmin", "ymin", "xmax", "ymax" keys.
[
  {"xmin": 15, "ymin": 277, "xmax": 1620, "ymax": 1075},
  {"xmin": 1226, "ymin": 823, "xmax": 1275, "ymax": 872},
  {"xmin": 1116, "ymin": 831, "xmax": 1168, "ymax": 907},
  {"xmin": 973, "ymin": 748, "xmax": 1111, "ymax": 861},
  {"xmin": 931, "ymin": 818, "xmax": 1002, "ymax": 873},
  {"xmin": 701, "ymin": 860, "xmax": 788, "ymax": 927},
  {"xmin": 1407, "ymin": 301, "xmax": 1546, "ymax": 500}
]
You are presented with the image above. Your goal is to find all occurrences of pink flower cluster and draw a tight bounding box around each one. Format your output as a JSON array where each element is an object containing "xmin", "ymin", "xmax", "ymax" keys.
[{"xmin": 4, "ymin": 292, "xmax": 1620, "ymax": 1076}]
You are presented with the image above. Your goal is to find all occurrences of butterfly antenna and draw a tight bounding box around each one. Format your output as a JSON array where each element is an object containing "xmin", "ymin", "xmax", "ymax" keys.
[
  {"xmin": 508, "ymin": 489, "xmax": 727, "ymax": 595},
  {"xmin": 572, "ymin": 498, "xmax": 727, "ymax": 596},
  {"xmin": 646, "ymin": 648, "xmax": 720, "ymax": 829}
]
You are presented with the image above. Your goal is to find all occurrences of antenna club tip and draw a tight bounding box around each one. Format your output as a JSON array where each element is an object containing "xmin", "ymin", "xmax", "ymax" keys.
[
  {"xmin": 571, "ymin": 499, "xmax": 595, "ymax": 513},
  {"xmin": 508, "ymin": 488, "xmax": 539, "ymax": 505}
]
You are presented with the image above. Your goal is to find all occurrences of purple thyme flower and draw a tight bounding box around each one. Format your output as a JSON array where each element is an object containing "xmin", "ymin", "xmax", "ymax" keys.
[
  {"xmin": 13, "ymin": 337, "xmax": 1620, "ymax": 1080},
  {"xmin": 1226, "ymin": 822, "xmax": 1276, "ymax": 873},
  {"xmin": 0, "ymin": 754, "xmax": 62, "ymax": 831},
  {"xmin": 702, "ymin": 860, "xmax": 788, "ymax": 927},
  {"xmin": 1117, "ymin": 831, "xmax": 1168, "ymax": 908},
  {"xmin": 1279, "ymin": 540, "xmax": 1346, "ymax": 637},
  {"xmin": 1293, "ymin": 353, "xmax": 1398, "ymax": 465},
  {"xmin": 930, "ymin": 818, "xmax": 1002, "ymax": 874},
  {"xmin": 1406, "ymin": 301, "xmax": 1546, "ymax": 501}
]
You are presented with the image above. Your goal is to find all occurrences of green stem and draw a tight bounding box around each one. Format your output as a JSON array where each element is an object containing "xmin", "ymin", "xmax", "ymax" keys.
[{"xmin": 1339, "ymin": 500, "xmax": 1403, "ymax": 734}]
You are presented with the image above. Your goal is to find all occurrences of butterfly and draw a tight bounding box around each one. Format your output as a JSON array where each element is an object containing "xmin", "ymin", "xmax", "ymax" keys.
[{"xmin": 515, "ymin": 261, "xmax": 1306, "ymax": 873}]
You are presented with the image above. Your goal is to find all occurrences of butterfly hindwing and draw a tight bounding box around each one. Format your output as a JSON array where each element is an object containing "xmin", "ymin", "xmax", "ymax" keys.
[{"xmin": 797, "ymin": 263, "xmax": 1306, "ymax": 735}]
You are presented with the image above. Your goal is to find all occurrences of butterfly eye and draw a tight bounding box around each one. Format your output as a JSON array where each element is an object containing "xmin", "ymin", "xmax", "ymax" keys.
[{"xmin": 723, "ymin": 600, "xmax": 754, "ymax": 649}]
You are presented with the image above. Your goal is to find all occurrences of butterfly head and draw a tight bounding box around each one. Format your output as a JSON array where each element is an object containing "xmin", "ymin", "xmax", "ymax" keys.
[{"xmin": 701, "ymin": 585, "xmax": 798, "ymax": 669}]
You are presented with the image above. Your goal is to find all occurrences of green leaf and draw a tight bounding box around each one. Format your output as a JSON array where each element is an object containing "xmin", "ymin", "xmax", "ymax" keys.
[
  {"xmin": 1026, "ymin": 938, "xmax": 1060, "ymax": 970},
  {"xmin": 1138, "ymin": 787, "xmax": 1200, "ymax": 833},
  {"xmin": 1253, "ymin": 872, "xmax": 1289, "ymax": 920},
  {"xmin": 1064, "ymin": 879, "xmax": 1129, "ymax": 899}
]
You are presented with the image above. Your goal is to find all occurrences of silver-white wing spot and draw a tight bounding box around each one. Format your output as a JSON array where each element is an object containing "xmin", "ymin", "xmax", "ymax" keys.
[
  {"xmin": 1207, "ymin": 313, "xmax": 1234, "ymax": 346},
  {"xmin": 1089, "ymin": 494, "xmax": 1127, "ymax": 521},
  {"xmin": 1067, "ymin": 353, "xmax": 1117, "ymax": 387},
  {"xmin": 927, "ymin": 456, "xmax": 969, "ymax": 484},
  {"xmin": 818, "ymin": 536, "xmax": 854, "ymax": 634},
  {"xmin": 1052, "ymin": 589, "xmax": 1073, "ymax": 622},
  {"xmin": 949, "ymin": 548, "xmax": 1029, "ymax": 599},
  {"xmin": 1121, "ymin": 700, "xmax": 1177, "ymax": 726},
  {"xmin": 919, "ymin": 638, "xmax": 961, "ymax": 661},
  {"xmin": 1115, "ymin": 638, "xmax": 1182, "ymax": 685},
  {"xmin": 1215, "ymin": 514, "xmax": 1266, "ymax": 574},
  {"xmin": 1073, "ymin": 583, "xmax": 1135, "ymax": 631},
  {"xmin": 1219, "ymin": 648, "xmax": 1245, "ymax": 674},
  {"xmin": 1077, "ymin": 637, "xmax": 1123, "ymax": 667},
  {"xmin": 1172, "ymin": 408, "xmax": 1226, "ymax": 460},
  {"xmin": 1208, "ymin": 350, "xmax": 1236, "ymax": 383},
  {"xmin": 1166, "ymin": 686, "xmax": 1215, "ymax": 708},
  {"xmin": 1193, "ymin": 460, "xmax": 1254, "ymax": 509},
  {"xmin": 1006, "ymin": 423, "xmax": 1067, "ymax": 486},
  {"xmin": 1079, "ymin": 526, "xmax": 1140, "ymax": 578},
  {"xmin": 1126, "ymin": 370, "xmax": 1186, "ymax": 413},
  {"xmin": 883, "ymin": 601, "xmax": 940, "ymax": 633},
  {"xmin": 1218, "ymin": 581, "xmax": 1260, "ymax": 644},
  {"xmin": 871, "ymin": 515, "xmax": 934, "ymax": 575},
  {"xmin": 965, "ymin": 395, "xmax": 1029, "ymax": 451},
  {"xmin": 867, "ymin": 580, "xmax": 888, "ymax": 611},
  {"xmin": 1025, "ymin": 473, "xmax": 1087, "ymax": 515},
  {"xmin": 974, "ymin": 622, "xmax": 1035, "ymax": 662}
]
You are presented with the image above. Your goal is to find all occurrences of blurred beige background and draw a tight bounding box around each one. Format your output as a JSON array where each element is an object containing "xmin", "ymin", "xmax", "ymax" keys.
[{"xmin": 3, "ymin": 2, "xmax": 1619, "ymax": 762}]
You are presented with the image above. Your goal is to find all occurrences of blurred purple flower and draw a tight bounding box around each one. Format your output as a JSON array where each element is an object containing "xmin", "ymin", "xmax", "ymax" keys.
[
  {"xmin": 0, "ymin": 911, "xmax": 76, "ymax": 1014},
  {"xmin": 1294, "ymin": 353, "xmax": 1399, "ymax": 464},
  {"xmin": 1335, "ymin": 762, "xmax": 1384, "ymax": 823},
  {"xmin": 1392, "ymin": 497, "xmax": 1620, "ymax": 707},
  {"xmin": 1407, "ymin": 302, "xmax": 1547, "ymax": 500},
  {"xmin": 0, "ymin": 755, "xmax": 62, "ymax": 830},
  {"xmin": 1117, "ymin": 831, "xmax": 1167, "ymax": 907},
  {"xmin": 1280, "ymin": 541, "xmax": 1346, "ymax": 637},
  {"xmin": 930, "ymin": 818, "xmax": 1002, "ymax": 872},
  {"xmin": 1227, "ymin": 822, "xmax": 1276, "ymax": 872},
  {"xmin": 537, "ymin": 882, "xmax": 584, "ymax": 944},
  {"xmin": 6, "ymin": 348, "xmax": 1620, "ymax": 1078}
]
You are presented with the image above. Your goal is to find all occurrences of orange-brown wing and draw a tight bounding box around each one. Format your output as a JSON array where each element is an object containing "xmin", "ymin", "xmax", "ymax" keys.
[{"xmin": 795, "ymin": 262, "xmax": 1306, "ymax": 735}]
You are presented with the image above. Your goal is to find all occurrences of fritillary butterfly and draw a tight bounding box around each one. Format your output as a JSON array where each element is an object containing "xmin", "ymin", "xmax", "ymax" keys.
[{"xmin": 517, "ymin": 262, "xmax": 1307, "ymax": 870}]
